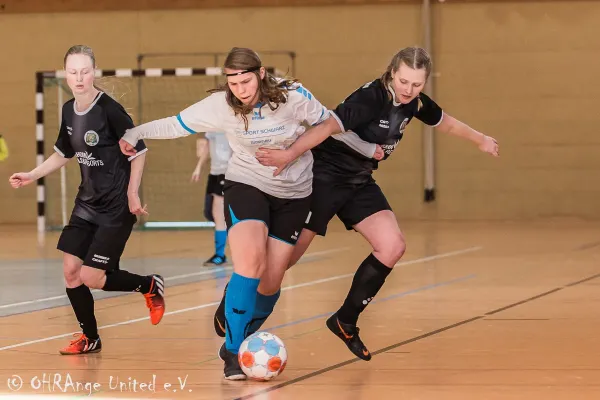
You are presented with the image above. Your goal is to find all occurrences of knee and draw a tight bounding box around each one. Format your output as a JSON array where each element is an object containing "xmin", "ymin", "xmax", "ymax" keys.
[
  {"xmin": 390, "ymin": 233, "xmax": 407, "ymax": 263},
  {"xmin": 79, "ymin": 268, "xmax": 105, "ymax": 289},
  {"xmin": 63, "ymin": 260, "xmax": 82, "ymax": 287},
  {"xmin": 237, "ymin": 251, "xmax": 267, "ymax": 278},
  {"xmin": 376, "ymin": 233, "xmax": 406, "ymax": 266},
  {"xmin": 257, "ymin": 280, "xmax": 281, "ymax": 296}
]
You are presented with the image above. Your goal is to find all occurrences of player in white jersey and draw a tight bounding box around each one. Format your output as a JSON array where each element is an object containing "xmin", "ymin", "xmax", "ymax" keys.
[
  {"xmin": 191, "ymin": 132, "xmax": 232, "ymax": 266},
  {"xmin": 118, "ymin": 47, "xmax": 351, "ymax": 380}
]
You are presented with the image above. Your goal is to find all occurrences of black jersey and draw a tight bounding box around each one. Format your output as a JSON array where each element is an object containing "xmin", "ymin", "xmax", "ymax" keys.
[
  {"xmin": 53, "ymin": 92, "xmax": 147, "ymax": 226},
  {"xmin": 312, "ymin": 78, "xmax": 443, "ymax": 183}
]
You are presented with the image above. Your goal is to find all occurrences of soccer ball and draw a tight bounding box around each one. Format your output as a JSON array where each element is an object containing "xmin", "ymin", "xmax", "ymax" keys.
[{"xmin": 238, "ymin": 331, "xmax": 287, "ymax": 381}]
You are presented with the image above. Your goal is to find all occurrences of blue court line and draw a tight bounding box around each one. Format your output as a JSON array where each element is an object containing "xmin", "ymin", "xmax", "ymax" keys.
[{"xmin": 264, "ymin": 274, "xmax": 477, "ymax": 332}]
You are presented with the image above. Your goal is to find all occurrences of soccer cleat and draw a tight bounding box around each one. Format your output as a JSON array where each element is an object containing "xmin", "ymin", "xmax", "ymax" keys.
[
  {"xmin": 326, "ymin": 313, "xmax": 372, "ymax": 361},
  {"xmin": 203, "ymin": 254, "xmax": 229, "ymax": 267},
  {"xmin": 214, "ymin": 284, "xmax": 228, "ymax": 337},
  {"xmin": 59, "ymin": 333, "xmax": 102, "ymax": 355},
  {"xmin": 143, "ymin": 274, "xmax": 165, "ymax": 325},
  {"xmin": 218, "ymin": 343, "xmax": 247, "ymax": 381}
]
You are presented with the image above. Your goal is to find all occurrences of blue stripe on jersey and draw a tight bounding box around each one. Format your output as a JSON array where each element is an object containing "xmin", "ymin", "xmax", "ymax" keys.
[
  {"xmin": 176, "ymin": 114, "xmax": 196, "ymax": 134},
  {"xmin": 296, "ymin": 87, "xmax": 312, "ymax": 100},
  {"xmin": 312, "ymin": 108, "xmax": 326, "ymax": 126}
]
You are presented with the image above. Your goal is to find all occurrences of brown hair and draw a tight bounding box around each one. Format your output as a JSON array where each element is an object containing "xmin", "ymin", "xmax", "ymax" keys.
[
  {"xmin": 209, "ymin": 47, "xmax": 298, "ymax": 131},
  {"xmin": 381, "ymin": 46, "xmax": 432, "ymax": 99}
]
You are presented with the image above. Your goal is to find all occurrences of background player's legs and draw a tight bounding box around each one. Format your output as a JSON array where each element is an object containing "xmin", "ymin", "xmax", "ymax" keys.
[
  {"xmin": 205, "ymin": 194, "xmax": 228, "ymax": 265},
  {"xmin": 247, "ymin": 237, "xmax": 296, "ymax": 334}
]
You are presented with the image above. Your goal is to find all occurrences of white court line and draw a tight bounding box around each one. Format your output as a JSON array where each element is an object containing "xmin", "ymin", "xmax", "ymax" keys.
[
  {"xmin": 0, "ymin": 248, "xmax": 350, "ymax": 311},
  {"xmin": 0, "ymin": 246, "xmax": 481, "ymax": 352}
]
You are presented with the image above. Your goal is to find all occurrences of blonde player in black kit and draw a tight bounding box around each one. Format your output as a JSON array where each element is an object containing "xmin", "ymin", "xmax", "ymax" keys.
[
  {"xmin": 216, "ymin": 46, "xmax": 500, "ymax": 361},
  {"xmin": 9, "ymin": 45, "xmax": 165, "ymax": 355}
]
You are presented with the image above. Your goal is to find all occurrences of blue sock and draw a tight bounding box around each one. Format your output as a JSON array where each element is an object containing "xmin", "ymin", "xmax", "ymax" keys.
[
  {"xmin": 225, "ymin": 273, "xmax": 260, "ymax": 353},
  {"xmin": 215, "ymin": 230, "xmax": 227, "ymax": 257},
  {"xmin": 248, "ymin": 290, "xmax": 280, "ymax": 335}
]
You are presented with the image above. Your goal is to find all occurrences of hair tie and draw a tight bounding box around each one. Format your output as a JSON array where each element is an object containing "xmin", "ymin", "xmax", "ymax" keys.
[{"xmin": 224, "ymin": 66, "xmax": 261, "ymax": 76}]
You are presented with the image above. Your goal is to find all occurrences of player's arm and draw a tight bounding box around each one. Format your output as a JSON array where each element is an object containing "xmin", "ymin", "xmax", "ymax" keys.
[
  {"xmin": 436, "ymin": 114, "xmax": 498, "ymax": 156},
  {"xmin": 105, "ymin": 101, "xmax": 150, "ymax": 215},
  {"xmin": 10, "ymin": 115, "xmax": 74, "ymax": 188},
  {"xmin": 416, "ymin": 93, "xmax": 499, "ymax": 157},
  {"xmin": 9, "ymin": 152, "xmax": 70, "ymax": 188},
  {"xmin": 191, "ymin": 138, "xmax": 209, "ymax": 182},
  {"xmin": 127, "ymin": 151, "xmax": 148, "ymax": 216},
  {"xmin": 256, "ymin": 84, "xmax": 383, "ymax": 174},
  {"xmin": 256, "ymin": 116, "xmax": 342, "ymax": 176},
  {"xmin": 119, "ymin": 95, "xmax": 223, "ymax": 157}
]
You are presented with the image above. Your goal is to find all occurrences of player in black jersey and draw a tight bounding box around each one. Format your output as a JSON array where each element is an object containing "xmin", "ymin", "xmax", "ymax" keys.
[
  {"xmin": 216, "ymin": 46, "xmax": 499, "ymax": 360},
  {"xmin": 9, "ymin": 45, "xmax": 165, "ymax": 355}
]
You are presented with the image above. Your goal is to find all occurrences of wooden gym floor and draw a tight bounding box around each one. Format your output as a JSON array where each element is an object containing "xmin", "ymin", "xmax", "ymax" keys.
[{"xmin": 0, "ymin": 219, "xmax": 599, "ymax": 399}]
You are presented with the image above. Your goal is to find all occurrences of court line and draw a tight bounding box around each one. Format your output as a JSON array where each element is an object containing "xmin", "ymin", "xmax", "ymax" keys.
[
  {"xmin": 264, "ymin": 274, "xmax": 476, "ymax": 332},
  {"xmin": 0, "ymin": 246, "xmax": 481, "ymax": 352},
  {"xmin": 0, "ymin": 247, "xmax": 349, "ymax": 311},
  {"xmin": 235, "ymin": 270, "xmax": 600, "ymax": 400}
]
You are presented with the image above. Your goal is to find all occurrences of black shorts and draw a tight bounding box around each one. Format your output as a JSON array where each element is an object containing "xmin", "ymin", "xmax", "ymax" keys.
[
  {"xmin": 224, "ymin": 180, "xmax": 311, "ymax": 245},
  {"xmin": 305, "ymin": 177, "xmax": 392, "ymax": 236},
  {"xmin": 204, "ymin": 174, "xmax": 225, "ymax": 221},
  {"xmin": 206, "ymin": 173, "xmax": 225, "ymax": 196},
  {"xmin": 57, "ymin": 215, "xmax": 134, "ymax": 271}
]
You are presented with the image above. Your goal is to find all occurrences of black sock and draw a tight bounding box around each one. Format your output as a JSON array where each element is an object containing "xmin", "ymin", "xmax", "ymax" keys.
[
  {"xmin": 66, "ymin": 285, "xmax": 98, "ymax": 340},
  {"xmin": 337, "ymin": 253, "xmax": 392, "ymax": 325},
  {"xmin": 102, "ymin": 270, "xmax": 151, "ymax": 293}
]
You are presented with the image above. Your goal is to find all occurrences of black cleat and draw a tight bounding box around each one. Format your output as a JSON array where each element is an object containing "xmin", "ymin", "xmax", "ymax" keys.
[
  {"xmin": 218, "ymin": 343, "xmax": 246, "ymax": 381},
  {"xmin": 214, "ymin": 284, "xmax": 227, "ymax": 337},
  {"xmin": 326, "ymin": 313, "xmax": 372, "ymax": 361}
]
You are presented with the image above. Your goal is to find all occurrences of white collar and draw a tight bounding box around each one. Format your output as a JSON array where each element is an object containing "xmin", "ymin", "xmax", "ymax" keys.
[{"xmin": 387, "ymin": 84, "xmax": 402, "ymax": 107}]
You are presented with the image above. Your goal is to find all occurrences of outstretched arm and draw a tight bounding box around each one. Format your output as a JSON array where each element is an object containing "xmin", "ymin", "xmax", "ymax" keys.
[
  {"xmin": 119, "ymin": 116, "xmax": 192, "ymax": 156},
  {"xmin": 119, "ymin": 94, "xmax": 224, "ymax": 157},
  {"xmin": 436, "ymin": 113, "xmax": 499, "ymax": 157},
  {"xmin": 9, "ymin": 152, "xmax": 70, "ymax": 188}
]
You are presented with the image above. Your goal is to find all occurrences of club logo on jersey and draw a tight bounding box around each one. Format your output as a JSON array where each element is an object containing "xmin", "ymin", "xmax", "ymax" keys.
[
  {"xmin": 381, "ymin": 139, "xmax": 400, "ymax": 159},
  {"xmin": 84, "ymin": 130, "xmax": 99, "ymax": 147},
  {"xmin": 75, "ymin": 151, "xmax": 104, "ymax": 167},
  {"xmin": 252, "ymin": 109, "xmax": 265, "ymax": 121}
]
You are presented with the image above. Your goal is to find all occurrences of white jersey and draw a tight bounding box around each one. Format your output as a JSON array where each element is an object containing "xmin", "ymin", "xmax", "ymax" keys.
[
  {"xmin": 123, "ymin": 84, "xmax": 331, "ymax": 199},
  {"xmin": 205, "ymin": 132, "xmax": 231, "ymax": 175}
]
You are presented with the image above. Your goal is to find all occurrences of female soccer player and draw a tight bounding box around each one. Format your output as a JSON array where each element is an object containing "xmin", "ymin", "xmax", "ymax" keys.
[
  {"xmin": 250, "ymin": 46, "xmax": 499, "ymax": 361},
  {"xmin": 118, "ymin": 47, "xmax": 352, "ymax": 380},
  {"xmin": 191, "ymin": 132, "xmax": 232, "ymax": 266},
  {"xmin": 9, "ymin": 45, "xmax": 165, "ymax": 355}
]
